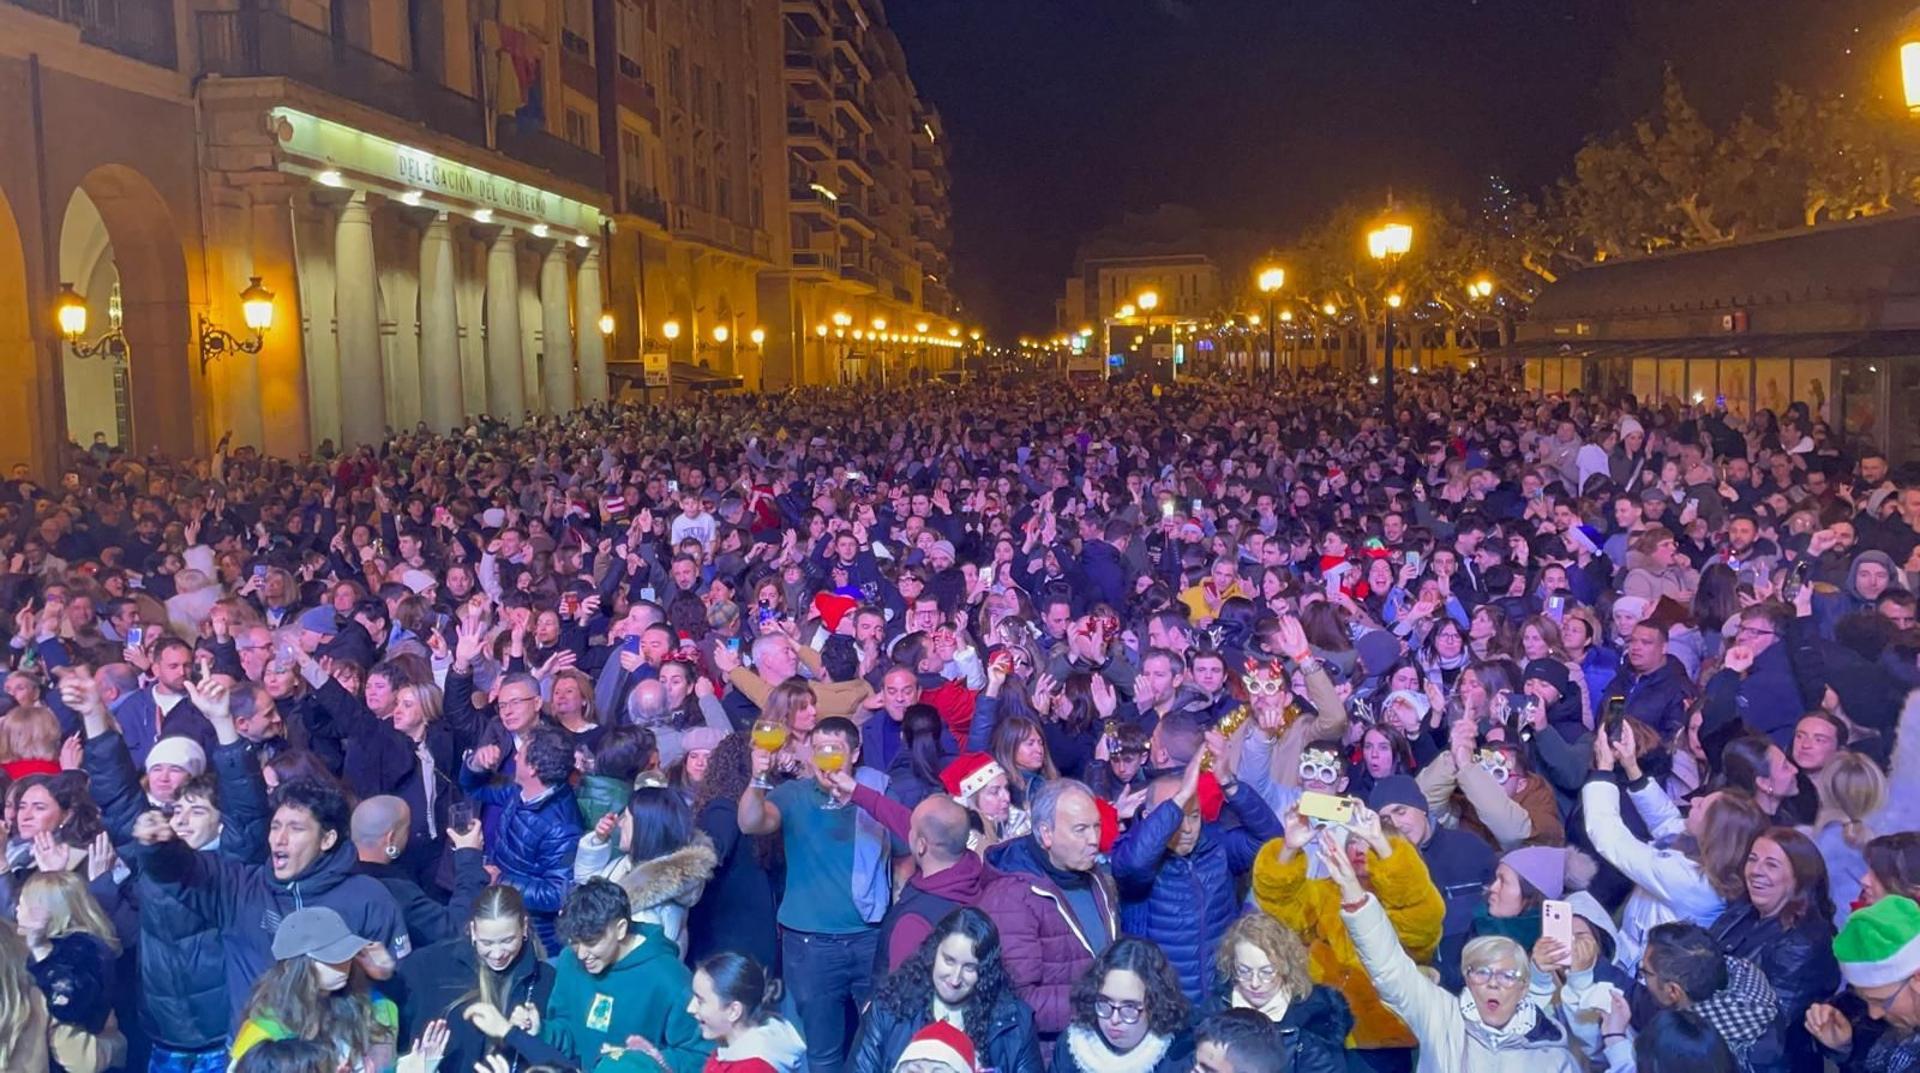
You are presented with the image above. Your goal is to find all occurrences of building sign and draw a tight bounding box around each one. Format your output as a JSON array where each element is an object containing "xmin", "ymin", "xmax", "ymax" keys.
[
  {"xmin": 642, "ymin": 350, "xmax": 670, "ymax": 387},
  {"xmin": 270, "ymin": 107, "xmax": 604, "ymax": 235}
]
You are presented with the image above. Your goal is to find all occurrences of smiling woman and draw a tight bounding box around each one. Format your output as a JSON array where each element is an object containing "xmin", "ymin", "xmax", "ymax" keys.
[{"xmin": 1706, "ymin": 827, "xmax": 1841, "ymax": 1072}]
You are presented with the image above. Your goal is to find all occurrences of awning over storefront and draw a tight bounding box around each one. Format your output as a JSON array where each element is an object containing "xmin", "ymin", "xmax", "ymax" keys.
[{"xmin": 670, "ymin": 362, "xmax": 745, "ymax": 390}]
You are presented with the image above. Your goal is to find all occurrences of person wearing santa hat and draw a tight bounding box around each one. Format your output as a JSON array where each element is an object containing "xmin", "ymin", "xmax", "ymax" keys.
[
  {"xmin": 888, "ymin": 1020, "xmax": 978, "ymax": 1073},
  {"xmin": 942, "ymin": 752, "xmax": 1027, "ymax": 852}
]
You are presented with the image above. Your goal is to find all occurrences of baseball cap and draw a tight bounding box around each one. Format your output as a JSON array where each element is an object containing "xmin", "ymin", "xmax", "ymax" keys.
[{"xmin": 271, "ymin": 907, "xmax": 372, "ymax": 964}]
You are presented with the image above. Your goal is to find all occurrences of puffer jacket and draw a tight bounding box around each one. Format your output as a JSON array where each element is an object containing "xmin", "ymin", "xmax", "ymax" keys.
[
  {"xmin": 133, "ymin": 833, "xmax": 408, "ymax": 1023},
  {"xmin": 573, "ymin": 832, "xmax": 718, "ymax": 958},
  {"xmin": 980, "ymin": 835, "xmax": 1120, "ymax": 1037},
  {"xmin": 1341, "ymin": 894, "xmax": 1582, "ymax": 1073},
  {"xmin": 1250, "ymin": 836, "xmax": 1445, "ymax": 1051},
  {"xmin": 88, "ymin": 731, "xmax": 270, "ymax": 1051},
  {"xmin": 847, "ymin": 988, "xmax": 1045, "ymax": 1073},
  {"xmin": 1110, "ymin": 784, "xmax": 1282, "ymax": 1004},
  {"xmin": 1205, "ymin": 985, "xmax": 1352, "ymax": 1073},
  {"xmin": 1581, "ymin": 779, "xmax": 1728, "ymax": 972},
  {"xmin": 462, "ymin": 774, "xmax": 583, "ymax": 952},
  {"xmin": 1708, "ymin": 898, "xmax": 1840, "ymax": 1073}
]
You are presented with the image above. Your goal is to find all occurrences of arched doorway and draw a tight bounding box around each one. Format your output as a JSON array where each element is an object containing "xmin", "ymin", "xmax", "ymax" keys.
[
  {"xmin": 0, "ymin": 187, "xmax": 37, "ymax": 473},
  {"xmin": 58, "ymin": 165, "xmax": 194, "ymax": 459}
]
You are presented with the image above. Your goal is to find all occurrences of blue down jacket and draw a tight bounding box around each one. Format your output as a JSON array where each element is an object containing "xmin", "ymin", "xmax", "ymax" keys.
[{"xmin": 1109, "ymin": 783, "xmax": 1283, "ymax": 1004}]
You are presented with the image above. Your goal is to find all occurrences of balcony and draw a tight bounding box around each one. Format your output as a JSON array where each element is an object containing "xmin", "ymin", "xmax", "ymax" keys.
[
  {"xmin": 197, "ymin": 9, "xmax": 606, "ymax": 193},
  {"xmin": 791, "ymin": 249, "xmax": 839, "ymax": 278},
  {"xmin": 833, "ymin": 84, "xmax": 872, "ymax": 132},
  {"xmin": 8, "ymin": 0, "xmax": 176, "ymax": 68},
  {"xmin": 561, "ymin": 28, "xmax": 591, "ymax": 60},
  {"xmin": 786, "ymin": 115, "xmax": 830, "ymax": 159},
  {"xmin": 788, "ymin": 185, "xmax": 835, "ymax": 228},
  {"xmin": 890, "ymin": 282, "xmax": 913, "ymax": 304},
  {"xmin": 835, "ymin": 145, "xmax": 873, "ymax": 185},
  {"xmin": 782, "ymin": 0, "xmax": 828, "ymax": 35},
  {"xmin": 838, "ymin": 258, "xmax": 877, "ymax": 291},
  {"xmin": 835, "ymin": 199, "xmax": 874, "ymax": 237},
  {"xmin": 783, "ymin": 50, "xmax": 829, "ymax": 98},
  {"xmin": 625, "ymin": 184, "xmax": 668, "ymax": 227}
]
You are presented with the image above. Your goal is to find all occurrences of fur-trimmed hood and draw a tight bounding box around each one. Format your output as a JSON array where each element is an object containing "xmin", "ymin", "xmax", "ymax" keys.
[{"xmin": 617, "ymin": 833, "xmax": 719, "ymax": 911}]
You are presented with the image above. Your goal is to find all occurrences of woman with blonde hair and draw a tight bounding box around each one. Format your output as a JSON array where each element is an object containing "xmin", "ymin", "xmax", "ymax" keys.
[
  {"xmin": 17, "ymin": 869, "xmax": 126, "ymax": 1072},
  {"xmin": 1211, "ymin": 913, "xmax": 1350, "ymax": 1072},
  {"xmin": 0, "ymin": 928, "xmax": 51, "ymax": 1073},
  {"xmin": 1811, "ymin": 751, "xmax": 1887, "ymax": 927},
  {"xmin": 0, "ymin": 703, "xmax": 64, "ymax": 780}
]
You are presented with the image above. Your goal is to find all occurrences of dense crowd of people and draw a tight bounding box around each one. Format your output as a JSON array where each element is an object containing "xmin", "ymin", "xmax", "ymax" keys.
[{"xmin": 0, "ymin": 367, "xmax": 1918, "ymax": 1073}]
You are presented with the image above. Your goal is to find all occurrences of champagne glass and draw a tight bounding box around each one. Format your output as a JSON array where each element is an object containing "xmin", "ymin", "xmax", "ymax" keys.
[{"xmin": 813, "ymin": 740, "xmax": 849, "ymax": 809}]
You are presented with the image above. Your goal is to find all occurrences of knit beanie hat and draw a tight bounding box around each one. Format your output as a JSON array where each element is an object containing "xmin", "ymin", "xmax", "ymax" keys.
[
  {"xmin": 146, "ymin": 735, "xmax": 208, "ymax": 776},
  {"xmin": 1523, "ymin": 659, "xmax": 1573, "ymax": 700},
  {"xmin": 895, "ymin": 1020, "xmax": 977, "ymax": 1073},
  {"xmin": 940, "ymin": 753, "xmax": 1005, "ymax": 804},
  {"xmin": 1366, "ymin": 774, "xmax": 1427, "ymax": 814},
  {"xmin": 1503, "ymin": 845, "xmax": 1572, "ymax": 900},
  {"xmin": 1836, "ymin": 895, "xmax": 1920, "ymax": 988}
]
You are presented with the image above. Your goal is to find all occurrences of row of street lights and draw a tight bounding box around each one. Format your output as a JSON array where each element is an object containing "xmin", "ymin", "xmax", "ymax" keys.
[{"xmin": 55, "ymin": 277, "xmax": 278, "ymax": 372}]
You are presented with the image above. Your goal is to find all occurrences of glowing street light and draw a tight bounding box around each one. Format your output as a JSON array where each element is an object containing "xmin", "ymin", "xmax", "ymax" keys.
[
  {"xmin": 832, "ymin": 311, "xmax": 853, "ymax": 328},
  {"xmin": 597, "ymin": 312, "xmax": 616, "ymax": 336},
  {"xmin": 749, "ymin": 327, "xmax": 766, "ymax": 346},
  {"xmin": 1904, "ymin": 38, "xmax": 1920, "ymax": 114},
  {"xmin": 1256, "ymin": 265, "xmax": 1285, "ymax": 381},
  {"xmin": 1368, "ymin": 214, "xmax": 1414, "ymax": 421},
  {"xmin": 662, "ymin": 320, "xmax": 681, "ymax": 340}
]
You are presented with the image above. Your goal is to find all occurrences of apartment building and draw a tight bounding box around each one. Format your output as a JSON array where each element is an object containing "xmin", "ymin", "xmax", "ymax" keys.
[{"xmin": 0, "ymin": 0, "xmax": 959, "ymax": 474}]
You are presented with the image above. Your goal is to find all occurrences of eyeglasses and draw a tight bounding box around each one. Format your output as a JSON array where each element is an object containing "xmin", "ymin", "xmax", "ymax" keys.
[
  {"xmin": 1736, "ymin": 626, "xmax": 1776, "ymax": 639},
  {"xmin": 1298, "ymin": 757, "xmax": 1342, "ymax": 784},
  {"xmin": 1466, "ymin": 966, "xmax": 1525, "ymax": 986},
  {"xmin": 1233, "ymin": 964, "xmax": 1277, "ymax": 984},
  {"xmin": 1094, "ymin": 998, "xmax": 1145, "ymax": 1024}
]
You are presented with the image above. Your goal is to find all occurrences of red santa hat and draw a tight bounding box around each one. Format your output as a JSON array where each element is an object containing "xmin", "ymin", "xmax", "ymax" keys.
[
  {"xmin": 1095, "ymin": 795, "xmax": 1119, "ymax": 854},
  {"xmin": 940, "ymin": 753, "xmax": 1005, "ymax": 804},
  {"xmin": 895, "ymin": 1020, "xmax": 977, "ymax": 1073}
]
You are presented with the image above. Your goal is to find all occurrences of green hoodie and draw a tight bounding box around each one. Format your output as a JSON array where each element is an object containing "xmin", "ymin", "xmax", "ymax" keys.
[{"xmin": 542, "ymin": 921, "xmax": 714, "ymax": 1073}]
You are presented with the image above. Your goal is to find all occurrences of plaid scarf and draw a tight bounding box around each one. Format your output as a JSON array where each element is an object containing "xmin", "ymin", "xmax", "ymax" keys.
[{"xmin": 1693, "ymin": 956, "xmax": 1777, "ymax": 1057}]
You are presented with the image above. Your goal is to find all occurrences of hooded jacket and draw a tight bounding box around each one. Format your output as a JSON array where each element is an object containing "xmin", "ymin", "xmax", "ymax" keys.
[
  {"xmin": 574, "ymin": 833, "xmax": 719, "ymax": 958},
  {"xmin": 540, "ymin": 921, "xmax": 714, "ymax": 1073},
  {"xmin": 1815, "ymin": 550, "xmax": 1905, "ymax": 638},
  {"xmin": 980, "ymin": 834, "xmax": 1120, "ymax": 1036},
  {"xmin": 847, "ymin": 988, "xmax": 1045, "ymax": 1073},
  {"xmin": 1622, "ymin": 549, "xmax": 1699, "ymax": 605},
  {"xmin": 875, "ymin": 846, "xmax": 1010, "ymax": 973},
  {"xmin": 707, "ymin": 1018, "xmax": 808, "ymax": 1073},
  {"xmin": 1250, "ymin": 837, "xmax": 1445, "ymax": 1051},
  {"xmin": 1341, "ymin": 894, "xmax": 1580, "ymax": 1073},
  {"xmin": 135, "ymin": 833, "xmax": 409, "ymax": 1023}
]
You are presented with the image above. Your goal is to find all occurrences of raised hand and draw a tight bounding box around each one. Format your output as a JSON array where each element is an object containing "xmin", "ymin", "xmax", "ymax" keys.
[
  {"xmin": 31, "ymin": 831, "xmax": 73, "ymax": 874},
  {"xmin": 59, "ymin": 732, "xmax": 83, "ymax": 772},
  {"xmin": 1805, "ymin": 1002, "xmax": 1853, "ymax": 1052}
]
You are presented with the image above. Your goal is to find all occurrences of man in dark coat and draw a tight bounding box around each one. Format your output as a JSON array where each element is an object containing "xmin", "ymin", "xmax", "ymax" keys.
[
  {"xmin": 981, "ymin": 779, "xmax": 1119, "ymax": 1043},
  {"xmin": 458, "ymin": 724, "xmax": 582, "ymax": 955},
  {"xmin": 1601, "ymin": 622, "xmax": 1696, "ymax": 739}
]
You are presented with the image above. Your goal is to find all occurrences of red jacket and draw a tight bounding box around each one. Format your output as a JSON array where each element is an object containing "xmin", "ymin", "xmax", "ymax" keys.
[{"xmin": 922, "ymin": 677, "xmax": 977, "ymax": 745}]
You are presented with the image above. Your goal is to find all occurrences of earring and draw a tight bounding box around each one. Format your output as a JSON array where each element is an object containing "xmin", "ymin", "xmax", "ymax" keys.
[{"xmin": 386, "ymin": 842, "xmax": 400, "ymax": 859}]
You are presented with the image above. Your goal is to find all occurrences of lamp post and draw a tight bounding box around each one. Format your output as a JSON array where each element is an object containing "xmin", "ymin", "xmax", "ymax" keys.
[
  {"xmin": 196, "ymin": 277, "xmax": 277, "ymax": 372},
  {"xmin": 1279, "ymin": 309, "xmax": 1295, "ymax": 372},
  {"xmin": 1367, "ymin": 218, "xmax": 1413, "ymax": 423},
  {"xmin": 1257, "ymin": 266, "xmax": 1285, "ymax": 386},
  {"xmin": 1137, "ymin": 290, "xmax": 1161, "ymax": 382}
]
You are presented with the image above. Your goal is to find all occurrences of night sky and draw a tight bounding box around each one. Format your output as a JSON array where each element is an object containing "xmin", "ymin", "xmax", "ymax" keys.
[{"xmin": 886, "ymin": 0, "xmax": 1898, "ymax": 335}]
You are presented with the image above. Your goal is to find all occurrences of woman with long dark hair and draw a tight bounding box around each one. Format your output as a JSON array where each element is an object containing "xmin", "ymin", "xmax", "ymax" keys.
[
  {"xmin": 1051, "ymin": 937, "xmax": 1193, "ymax": 1073},
  {"xmin": 849, "ymin": 908, "xmax": 1043, "ymax": 1073},
  {"xmin": 886, "ymin": 705, "xmax": 949, "ymax": 810},
  {"xmin": 990, "ymin": 714, "xmax": 1056, "ymax": 808},
  {"xmin": 395, "ymin": 885, "xmax": 554, "ymax": 1073},
  {"xmin": 574, "ymin": 783, "xmax": 717, "ymax": 959},
  {"xmin": 686, "ymin": 733, "xmax": 780, "ymax": 967}
]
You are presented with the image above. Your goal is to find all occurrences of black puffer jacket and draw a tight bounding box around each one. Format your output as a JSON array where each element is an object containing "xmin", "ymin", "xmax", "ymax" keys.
[
  {"xmin": 848, "ymin": 988, "xmax": 1045, "ymax": 1073},
  {"xmin": 86, "ymin": 731, "xmax": 269, "ymax": 1051},
  {"xmin": 1203, "ymin": 985, "xmax": 1351, "ymax": 1073}
]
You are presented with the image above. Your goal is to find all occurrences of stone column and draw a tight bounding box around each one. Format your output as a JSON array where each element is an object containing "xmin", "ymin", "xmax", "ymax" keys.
[
  {"xmin": 484, "ymin": 227, "xmax": 525, "ymax": 422},
  {"xmin": 574, "ymin": 247, "xmax": 607, "ymax": 405},
  {"xmin": 418, "ymin": 213, "xmax": 465, "ymax": 434},
  {"xmin": 249, "ymin": 188, "xmax": 310, "ymax": 457},
  {"xmin": 333, "ymin": 193, "xmax": 387, "ymax": 448},
  {"xmin": 539, "ymin": 243, "xmax": 576, "ymax": 414}
]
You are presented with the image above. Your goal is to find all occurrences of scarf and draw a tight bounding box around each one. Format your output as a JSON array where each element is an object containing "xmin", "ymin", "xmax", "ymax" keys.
[
  {"xmin": 1231, "ymin": 986, "xmax": 1291, "ymax": 1023},
  {"xmin": 1457, "ymin": 987, "xmax": 1540, "ymax": 1048},
  {"xmin": 1062, "ymin": 1025, "xmax": 1172, "ymax": 1073}
]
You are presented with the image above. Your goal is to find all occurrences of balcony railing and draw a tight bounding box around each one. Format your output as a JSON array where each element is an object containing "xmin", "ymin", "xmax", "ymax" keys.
[
  {"xmin": 197, "ymin": 9, "xmax": 605, "ymax": 193},
  {"xmin": 625, "ymin": 184, "xmax": 668, "ymax": 226},
  {"xmin": 791, "ymin": 249, "xmax": 835, "ymax": 271},
  {"xmin": 8, "ymin": 0, "xmax": 177, "ymax": 68},
  {"xmin": 839, "ymin": 259, "xmax": 877, "ymax": 286}
]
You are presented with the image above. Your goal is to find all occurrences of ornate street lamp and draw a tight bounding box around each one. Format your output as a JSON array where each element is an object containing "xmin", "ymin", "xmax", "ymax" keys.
[
  {"xmin": 54, "ymin": 282, "xmax": 127, "ymax": 361},
  {"xmin": 1257, "ymin": 266, "xmax": 1285, "ymax": 382},
  {"xmin": 1367, "ymin": 216, "xmax": 1413, "ymax": 421},
  {"xmin": 198, "ymin": 277, "xmax": 277, "ymax": 371}
]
